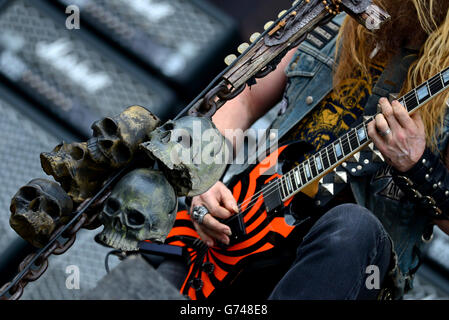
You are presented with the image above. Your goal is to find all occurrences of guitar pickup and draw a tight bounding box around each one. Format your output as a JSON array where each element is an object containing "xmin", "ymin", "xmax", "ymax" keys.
[
  {"xmin": 263, "ymin": 179, "xmax": 283, "ymax": 213},
  {"xmin": 222, "ymin": 213, "xmax": 246, "ymax": 244}
]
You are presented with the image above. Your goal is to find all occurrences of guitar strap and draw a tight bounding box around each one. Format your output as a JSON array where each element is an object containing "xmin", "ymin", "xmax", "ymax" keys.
[{"xmin": 314, "ymin": 47, "xmax": 418, "ymax": 207}]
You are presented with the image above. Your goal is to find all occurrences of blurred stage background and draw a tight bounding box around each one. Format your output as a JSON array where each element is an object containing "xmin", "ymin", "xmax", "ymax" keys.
[{"xmin": 0, "ymin": 0, "xmax": 447, "ymax": 300}]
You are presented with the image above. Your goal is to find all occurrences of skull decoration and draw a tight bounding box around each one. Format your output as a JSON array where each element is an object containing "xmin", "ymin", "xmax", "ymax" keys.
[
  {"xmin": 40, "ymin": 142, "xmax": 110, "ymax": 204},
  {"xmin": 10, "ymin": 178, "xmax": 73, "ymax": 248},
  {"xmin": 140, "ymin": 116, "xmax": 230, "ymax": 197},
  {"xmin": 87, "ymin": 105, "xmax": 161, "ymax": 168},
  {"xmin": 95, "ymin": 168, "xmax": 178, "ymax": 251}
]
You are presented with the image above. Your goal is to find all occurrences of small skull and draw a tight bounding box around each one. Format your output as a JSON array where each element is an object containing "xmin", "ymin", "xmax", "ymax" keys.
[
  {"xmin": 95, "ymin": 168, "xmax": 178, "ymax": 251},
  {"xmin": 140, "ymin": 116, "xmax": 230, "ymax": 197},
  {"xmin": 87, "ymin": 105, "xmax": 161, "ymax": 168},
  {"xmin": 40, "ymin": 142, "xmax": 110, "ymax": 204},
  {"xmin": 10, "ymin": 179, "xmax": 73, "ymax": 248}
]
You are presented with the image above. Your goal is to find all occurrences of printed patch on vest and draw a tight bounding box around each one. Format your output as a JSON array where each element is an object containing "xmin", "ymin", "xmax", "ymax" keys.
[
  {"xmin": 305, "ymin": 19, "xmax": 340, "ymax": 50},
  {"xmin": 372, "ymin": 165, "xmax": 405, "ymax": 201}
]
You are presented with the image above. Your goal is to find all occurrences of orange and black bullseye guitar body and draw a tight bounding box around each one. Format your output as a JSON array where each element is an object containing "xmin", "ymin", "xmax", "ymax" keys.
[{"xmin": 164, "ymin": 142, "xmax": 317, "ymax": 300}]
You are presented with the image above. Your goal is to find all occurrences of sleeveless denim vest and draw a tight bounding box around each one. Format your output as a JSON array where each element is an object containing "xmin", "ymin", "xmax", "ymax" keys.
[{"xmin": 270, "ymin": 13, "xmax": 449, "ymax": 296}]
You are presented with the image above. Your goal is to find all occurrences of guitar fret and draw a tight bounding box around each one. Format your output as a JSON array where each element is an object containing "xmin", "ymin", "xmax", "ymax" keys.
[
  {"xmin": 429, "ymin": 74, "xmax": 444, "ymax": 95},
  {"xmin": 278, "ymin": 68, "xmax": 449, "ymax": 202},
  {"xmin": 321, "ymin": 149, "xmax": 330, "ymax": 169},
  {"xmin": 299, "ymin": 166, "xmax": 307, "ymax": 184},
  {"xmin": 290, "ymin": 171, "xmax": 298, "ymax": 190},
  {"xmin": 315, "ymin": 154, "xmax": 324, "ymax": 173},
  {"xmin": 349, "ymin": 129, "xmax": 359, "ymax": 150},
  {"xmin": 341, "ymin": 135, "xmax": 352, "ymax": 155},
  {"xmin": 309, "ymin": 157, "xmax": 318, "ymax": 177},
  {"xmin": 286, "ymin": 174, "xmax": 293, "ymax": 194},
  {"xmin": 442, "ymin": 68, "xmax": 449, "ymax": 85},
  {"xmin": 280, "ymin": 177, "xmax": 287, "ymax": 199},
  {"xmin": 356, "ymin": 125, "xmax": 368, "ymax": 144},
  {"xmin": 404, "ymin": 91, "xmax": 418, "ymax": 112},
  {"xmin": 334, "ymin": 140, "xmax": 344, "ymax": 160},
  {"xmin": 416, "ymin": 82, "xmax": 431, "ymax": 103},
  {"xmin": 328, "ymin": 144, "xmax": 338, "ymax": 164},
  {"xmin": 304, "ymin": 162, "xmax": 312, "ymax": 180},
  {"xmin": 294, "ymin": 168, "xmax": 301, "ymax": 187}
]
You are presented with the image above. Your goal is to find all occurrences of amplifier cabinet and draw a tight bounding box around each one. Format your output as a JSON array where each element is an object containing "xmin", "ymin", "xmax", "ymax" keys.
[
  {"xmin": 50, "ymin": 0, "xmax": 239, "ymax": 98},
  {"xmin": 0, "ymin": 0, "xmax": 177, "ymax": 138}
]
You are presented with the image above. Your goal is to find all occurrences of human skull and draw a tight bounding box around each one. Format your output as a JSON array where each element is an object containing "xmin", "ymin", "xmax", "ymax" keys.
[
  {"xmin": 10, "ymin": 178, "xmax": 73, "ymax": 248},
  {"xmin": 40, "ymin": 142, "xmax": 110, "ymax": 204},
  {"xmin": 95, "ymin": 168, "xmax": 178, "ymax": 251},
  {"xmin": 87, "ymin": 105, "xmax": 161, "ymax": 168},
  {"xmin": 140, "ymin": 116, "xmax": 230, "ymax": 197}
]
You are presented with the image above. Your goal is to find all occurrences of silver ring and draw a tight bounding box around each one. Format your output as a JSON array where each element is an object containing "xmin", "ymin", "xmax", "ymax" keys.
[
  {"xmin": 379, "ymin": 128, "xmax": 392, "ymax": 137},
  {"xmin": 192, "ymin": 206, "xmax": 209, "ymax": 225}
]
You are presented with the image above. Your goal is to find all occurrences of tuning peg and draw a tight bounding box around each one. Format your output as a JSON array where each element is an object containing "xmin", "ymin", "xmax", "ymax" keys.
[
  {"xmin": 292, "ymin": 0, "xmax": 300, "ymax": 6},
  {"xmin": 264, "ymin": 21, "xmax": 274, "ymax": 31},
  {"xmin": 237, "ymin": 42, "xmax": 250, "ymax": 54},
  {"xmin": 250, "ymin": 32, "xmax": 261, "ymax": 43},
  {"xmin": 224, "ymin": 54, "xmax": 237, "ymax": 66},
  {"xmin": 278, "ymin": 10, "xmax": 288, "ymax": 18}
]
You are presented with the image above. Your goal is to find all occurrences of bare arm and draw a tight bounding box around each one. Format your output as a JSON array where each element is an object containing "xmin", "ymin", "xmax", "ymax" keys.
[
  {"xmin": 212, "ymin": 48, "xmax": 296, "ymax": 135},
  {"xmin": 191, "ymin": 48, "xmax": 297, "ymax": 246}
]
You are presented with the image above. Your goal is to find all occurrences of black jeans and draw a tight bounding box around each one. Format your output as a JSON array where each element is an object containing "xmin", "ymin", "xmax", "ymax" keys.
[
  {"xmin": 158, "ymin": 203, "xmax": 392, "ymax": 300},
  {"xmin": 269, "ymin": 203, "xmax": 392, "ymax": 300}
]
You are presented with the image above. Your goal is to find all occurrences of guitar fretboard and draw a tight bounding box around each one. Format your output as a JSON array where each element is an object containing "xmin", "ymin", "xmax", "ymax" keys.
[{"xmin": 277, "ymin": 66, "xmax": 449, "ymax": 201}]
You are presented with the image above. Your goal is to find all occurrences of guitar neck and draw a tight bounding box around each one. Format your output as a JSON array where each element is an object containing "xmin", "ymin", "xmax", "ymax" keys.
[{"xmin": 278, "ymin": 66, "xmax": 449, "ymax": 201}]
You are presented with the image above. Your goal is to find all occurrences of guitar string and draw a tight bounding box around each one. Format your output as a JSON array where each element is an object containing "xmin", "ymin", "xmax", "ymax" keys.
[
  {"xmin": 233, "ymin": 126, "xmax": 363, "ymax": 214},
  {"xmin": 233, "ymin": 127, "xmax": 363, "ymax": 215},
  {"xmin": 227, "ymin": 70, "xmax": 446, "ymax": 216}
]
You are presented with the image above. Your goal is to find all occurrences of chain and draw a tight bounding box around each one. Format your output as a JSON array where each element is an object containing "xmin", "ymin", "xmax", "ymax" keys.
[
  {"xmin": 0, "ymin": 0, "xmax": 387, "ymax": 300},
  {"xmin": 0, "ymin": 165, "xmax": 128, "ymax": 300}
]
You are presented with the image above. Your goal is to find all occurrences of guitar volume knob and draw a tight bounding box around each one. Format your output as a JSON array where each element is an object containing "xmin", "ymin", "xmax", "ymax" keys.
[
  {"xmin": 190, "ymin": 278, "xmax": 204, "ymax": 291},
  {"xmin": 202, "ymin": 262, "xmax": 215, "ymax": 275}
]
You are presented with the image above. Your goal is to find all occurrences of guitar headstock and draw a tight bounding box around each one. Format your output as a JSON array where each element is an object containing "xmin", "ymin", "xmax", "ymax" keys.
[{"xmin": 188, "ymin": 0, "xmax": 390, "ymax": 118}]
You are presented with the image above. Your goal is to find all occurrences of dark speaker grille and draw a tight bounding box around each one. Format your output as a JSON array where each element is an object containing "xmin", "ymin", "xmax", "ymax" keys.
[
  {"xmin": 0, "ymin": 0, "xmax": 176, "ymax": 137},
  {"xmin": 54, "ymin": 0, "xmax": 237, "ymax": 90},
  {"xmin": 0, "ymin": 98, "xmax": 59, "ymax": 254},
  {"xmin": 0, "ymin": 95, "xmax": 120, "ymax": 299}
]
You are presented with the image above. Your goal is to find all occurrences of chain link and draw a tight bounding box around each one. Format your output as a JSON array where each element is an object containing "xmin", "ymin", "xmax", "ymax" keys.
[{"xmin": 0, "ymin": 195, "xmax": 105, "ymax": 300}]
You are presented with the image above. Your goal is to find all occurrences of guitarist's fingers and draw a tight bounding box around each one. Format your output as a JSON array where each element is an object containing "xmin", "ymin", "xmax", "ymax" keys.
[
  {"xmin": 218, "ymin": 187, "xmax": 239, "ymax": 215},
  {"xmin": 193, "ymin": 222, "xmax": 215, "ymax": 247},
  {"xmin": 202, "ymin": 213, "xmax": 232, "ymax": 238},
  {"xmin": 194, "ymin": 218, "xmax": 231, "ymax": 246},
  {"xmin": 202, "ymin": 190, "xmax": 234, "ymax": 220},
  {"xmin": 379, "ymin": 97, "xmax": 401, "ymax": 131},
  {"xmin": 411, "ymin": 111, "xmax": 425, "ymax": 133},
  {"xmin": 367, "ymin": 119, "xmax": 387, "ymax": 151}
]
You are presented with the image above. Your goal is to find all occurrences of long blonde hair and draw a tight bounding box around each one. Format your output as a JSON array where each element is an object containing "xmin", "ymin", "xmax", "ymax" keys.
[{"xmin": 335, "ymin": 0, "xmax": 449, "ymax": 151}]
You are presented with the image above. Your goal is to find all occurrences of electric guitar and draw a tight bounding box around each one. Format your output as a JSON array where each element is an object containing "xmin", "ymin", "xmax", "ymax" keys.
[{"xmin": 160, "ymin": 66, "xmax": 449, "ymax": 300}]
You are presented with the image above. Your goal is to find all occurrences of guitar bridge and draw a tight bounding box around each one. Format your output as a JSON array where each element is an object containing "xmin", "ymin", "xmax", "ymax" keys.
[
  {"xmin": 263, "ymin": 179, "xmax": 283, "ymax": 213},
  {"xmin": 222, "ymin": 213, "xmax": 246, "ymax": 244}
]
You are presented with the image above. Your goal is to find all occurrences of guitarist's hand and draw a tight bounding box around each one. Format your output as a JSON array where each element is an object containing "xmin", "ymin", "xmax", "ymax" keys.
[
  {"xmin": 190, "ymin": 181, "xmax": 239, "ymax": 247},
  {"xmin": 367, "ymin": 98, "xmax": 426, "ymax": 172}
]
